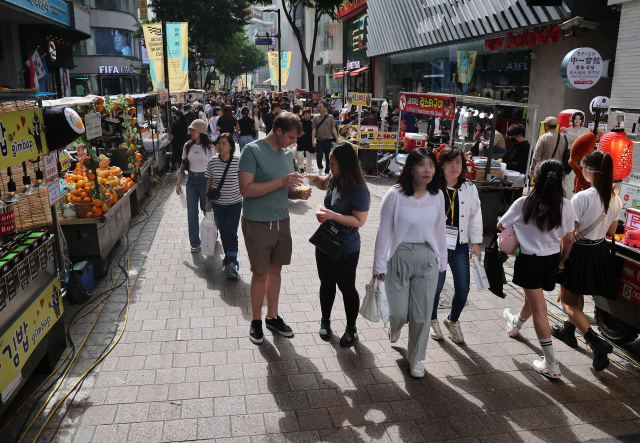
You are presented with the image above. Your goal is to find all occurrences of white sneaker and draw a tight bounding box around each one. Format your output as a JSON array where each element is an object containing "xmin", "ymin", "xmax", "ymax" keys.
[
  {"xmin": 503, "ymin": 308, "xmax": 520, "ymax": 337},
  {"xmin": 318, "ymin": 170, "xmax": 324, "ymax": 177},
  {"xmin": 410, "ymin": 361, "xmax": 425, "ymax": 378},
  {"xmin": 443, "ymin": 317, "xmax": 464, "ymax": 344},
  {"xmin": 429, "ymin": 319, "xmax": 444, "ymax": 340},
  {"xmin": 533, "ymin": 357, "xmax": 561, "ymax": 379}
]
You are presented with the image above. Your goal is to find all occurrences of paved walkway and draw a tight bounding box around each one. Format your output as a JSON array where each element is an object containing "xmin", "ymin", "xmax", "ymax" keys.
[{"xmin": 4, "ymin": 172, "xmax": 640, "ymax": 443}]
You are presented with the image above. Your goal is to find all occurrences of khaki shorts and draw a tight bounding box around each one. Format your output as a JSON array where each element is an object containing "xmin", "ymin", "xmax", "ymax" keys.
[{"xmin": 241, "ymin": 216, "xmax": 293, "ymax": 274}]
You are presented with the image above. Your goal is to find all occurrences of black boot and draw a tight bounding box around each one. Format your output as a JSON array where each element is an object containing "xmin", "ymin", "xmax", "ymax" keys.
[
  {"xmin": 584, "ymin": 328, "xmax": 613, "ymax": 371},
  {"xmin": 551, "ymin": 321, "xmax": 578, "ymax": 348}
]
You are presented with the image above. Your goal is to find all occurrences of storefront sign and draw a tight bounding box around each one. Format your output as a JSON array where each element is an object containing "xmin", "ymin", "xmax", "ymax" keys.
[
  {"xmin": 348, "ymin": 92, "xmax": 371, "ymax": 107},
  {"xmin": 5, "ymin": 0, "xmax": 70, "ymax": 26},
  {"xmin": 346, "ymin": 60, "xmax": 361, "ymax": 70},
  {"xmin": 0, "ymin": 110, "xmax": 49, "ymax": 170},
  {"xmin": 485, "ymin": 27, "xmax": 561, "ymax": 52},
  {"xmin": 43, "ymin": 152, "xmax": 58, "ymax": 179},
  {"xmin": 99, "ymin": 66, "xmax": 136, "ymax": 74},
  {"xmin": 139, "ymin": 0, "xmax": 148, "ymax": 19},
  {"xmin": 0, "ymin": 278, "xmax": 63, "ymax": 397},
  {"xmin": 311, "ymin": 92, "xmax": 323, "ymax": 101},
  {"xmin": 358, "ymin": 130, "xmax": 398, "ymax": 147},
  {"xmin": 561, "ymin": 47, "xmax": 603, "ymax": 89},
  {"xmin": 398, "ymin": 93, "xmax": 457, "ymax": 120},
  {"xmin": 337, "ymin": 0, "xmax": 368, "ymax": 20}
]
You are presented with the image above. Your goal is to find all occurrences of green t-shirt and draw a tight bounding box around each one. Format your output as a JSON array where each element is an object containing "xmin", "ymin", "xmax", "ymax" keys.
[{"xmin": 238, "ymin": 139, "xmax": 294, "ymax": 222}]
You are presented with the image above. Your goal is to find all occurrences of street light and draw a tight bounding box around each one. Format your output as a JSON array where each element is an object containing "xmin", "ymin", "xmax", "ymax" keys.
[{"xmin": 263, "ymin": 8, "xmax": 281, "ymax": 92}]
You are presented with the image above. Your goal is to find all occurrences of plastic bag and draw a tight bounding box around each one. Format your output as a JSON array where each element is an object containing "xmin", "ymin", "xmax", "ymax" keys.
[
  {"xmin": 471, "ymin": 254, "xmax": 489, "ymax": 291},
  {"xmin": 360, "ymin": 277, "xmax": 382, "ymax": 322},
  {"xmin": 201, "ymin": 212, "xmax": 217, "ymax": 256}
]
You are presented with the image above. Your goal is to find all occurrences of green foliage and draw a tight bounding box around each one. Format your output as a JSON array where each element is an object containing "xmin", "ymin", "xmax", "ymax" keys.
[{"xmin": 210, "ymin": 32, "xmax": 267, "ymax": 86}]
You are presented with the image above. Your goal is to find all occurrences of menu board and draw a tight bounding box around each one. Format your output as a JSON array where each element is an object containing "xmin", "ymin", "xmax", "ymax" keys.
[
  {"xmin": 28, "ymin": 253, "xmax": 39, "ymax": 280},
  {"xmin": 0, "ymin": 277, "xmax": 6, "ymax": 312},
  {"xmin": 39, "ymin": 245, "xmax": 47, "ymax": 270},
  {"xmin": 6, "ymin": 268, "xmax": 17, "ymax": 300},
  {"xmin": 17, "ymin": 261, "xmax": 28, "ymax": 290}
]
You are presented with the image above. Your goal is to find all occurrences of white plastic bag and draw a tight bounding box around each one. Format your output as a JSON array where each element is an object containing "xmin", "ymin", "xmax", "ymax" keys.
[
  {"xmin": 380, "ymin": 280, "xmax": 389, "ymax": 327},
  {"xmin": 471, "ymin": 254, "xmax": 489, "ymax": 291},
  {"xmin": 360, "ymin": 277, "xmax": 382, "ymax": 322},
  {"xmin": 200, "ymin": 212, "xmax": 217, "ymax": 256}
]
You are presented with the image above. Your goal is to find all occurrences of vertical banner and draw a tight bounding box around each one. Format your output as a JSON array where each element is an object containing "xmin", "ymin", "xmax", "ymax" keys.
[
  {"xmin": 268, "ymin": 51, "xmax": 279, "ymax": 87},
  {"xmin": 214, "ymin": 80, "xmax": 219, "ymax": 91},
  {"xmin": 281, "ymin": 51, "xmax": 291, "ymax": 87},
  {"xmin": 246, "ymin": 74, "xmax": 252, "ymax": 89},
  {"xmin": 268, "ymin": 51, "xmax": 292, "ymax": 87},
  {"xmin": 142, "ymin": 24, "xmax": 164, "ymax": 91},
  {"xmin": 139, "ymin": 0, "xmax": 148, "ymax": 19},
  {"xmin": 166, "ymin": 22, "xmax": 189, "ymax": 92},
  {"xmin": 238, "ymin": 77, "xmax": 243, "ymax": 91}
]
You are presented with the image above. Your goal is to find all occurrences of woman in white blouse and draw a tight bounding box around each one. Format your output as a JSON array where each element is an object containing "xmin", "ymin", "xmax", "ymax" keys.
[
  {"xmin": 250, "ymin": 104, "xmax": 264, "ymax": 141},
  {"xmin": 554, "ymin": 150, "xmax": 620, "ymax": 371},
  {"xmin": 373, "ymin": 148, "xmax": 447, "ymax": 378}
]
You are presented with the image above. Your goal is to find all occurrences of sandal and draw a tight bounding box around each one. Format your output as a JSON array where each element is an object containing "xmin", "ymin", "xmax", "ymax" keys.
[{"xmin": 226, "ymin": 264, "xmax": 239, "ymax": 279}]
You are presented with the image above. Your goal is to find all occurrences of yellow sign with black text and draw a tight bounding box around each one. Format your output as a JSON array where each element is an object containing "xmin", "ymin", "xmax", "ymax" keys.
[
  {"xmin": 0, "ymin": 109, "xmax": 49, "ymax": 170},
  {"xmin": 0, "ymin": 278, "xmax": 62, "ymax": 395}
]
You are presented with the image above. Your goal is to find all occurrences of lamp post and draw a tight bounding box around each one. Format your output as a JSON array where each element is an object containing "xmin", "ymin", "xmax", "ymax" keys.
[{"xmin": 263, "ymin": 9, "xmax": 281, "ymax": 92}]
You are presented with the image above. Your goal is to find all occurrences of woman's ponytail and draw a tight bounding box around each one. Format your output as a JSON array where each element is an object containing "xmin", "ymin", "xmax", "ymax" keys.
[{"xmin": 582, "ymin": 150, "xmax": 614, "ymax": 212}]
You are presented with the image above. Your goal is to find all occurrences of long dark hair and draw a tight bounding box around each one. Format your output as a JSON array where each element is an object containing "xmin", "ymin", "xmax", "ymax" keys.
[
  {"xmin": 329, "ymin": 143, "xmax": 368, "ymax": 202},
  {"xmin": 251, "ymin": 104, "xmax": 261, "ymax": 119},
  {"xmin": 438, "ymin": 147, "xmax": 468, "ymax": 190},
  {"xmin": 523, "ymin": 159, "xmax": 565, "ymax": 231},
  {"xmin": 396, "ymin": 148, "xmax": 440, "ymax": 196},
  {"xmin": 219, "ymin": 105, "xmax": 235, "ymax": 122},
  {"xmin": 185, "ymin": 132, "xmax": 214, "ymax": 157},
  {"xmin": 582, "ymin": 150, "xmax": 614, "ymax": 213}
]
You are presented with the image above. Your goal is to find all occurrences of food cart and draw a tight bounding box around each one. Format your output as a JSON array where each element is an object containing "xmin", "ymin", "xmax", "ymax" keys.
[{"xmin": 0, "ymin": 91, "xmax": 73, "ymax": 415}]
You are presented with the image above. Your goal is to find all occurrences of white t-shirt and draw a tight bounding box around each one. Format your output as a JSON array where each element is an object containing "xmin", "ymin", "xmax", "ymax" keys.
[
  {"xmin": 571, "ymin": 187, "xmax": 622, "ymax": 240},
  {"xmin": 182, "ymin": 143, "xmax": 214, "ymax": 173},
  {"xmin": 499, "ymin": 196, "xmax": 577, "ymax": 256}
]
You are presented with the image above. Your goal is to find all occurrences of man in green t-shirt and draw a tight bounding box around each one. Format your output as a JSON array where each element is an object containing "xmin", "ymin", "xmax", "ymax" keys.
[{"xmin": 238, "ymin": 112, "xmax": 311, "ymax": 344}]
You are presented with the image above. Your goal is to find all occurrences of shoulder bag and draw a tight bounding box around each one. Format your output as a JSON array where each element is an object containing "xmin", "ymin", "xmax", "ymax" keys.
[
  {"xmin": 309, "ymin": 183, "xmax": 353, "ymax": 259},
  {"xmin": 206, "ymin": 156, "xmax": 233, "ymax": 201}
]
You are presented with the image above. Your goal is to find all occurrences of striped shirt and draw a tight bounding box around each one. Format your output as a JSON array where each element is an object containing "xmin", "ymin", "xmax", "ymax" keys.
[{"xmin": 204, "ymin": 154, "xmax": 242, "ymax": 205}]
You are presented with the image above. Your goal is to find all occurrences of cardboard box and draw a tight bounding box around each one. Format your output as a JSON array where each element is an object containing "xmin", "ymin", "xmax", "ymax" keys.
[
  {"xmin": 619, "ymin": 183, "xmax": 640, "ymax": 210},
  {"xmin": 475, "ymin": 169, "xmax": 504, "ymax": 181}
]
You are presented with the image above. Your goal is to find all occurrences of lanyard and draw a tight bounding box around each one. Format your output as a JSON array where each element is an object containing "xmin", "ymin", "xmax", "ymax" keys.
[{"xmin": 445, "ymin": 188, "xmax": 457, "ymax": 225}]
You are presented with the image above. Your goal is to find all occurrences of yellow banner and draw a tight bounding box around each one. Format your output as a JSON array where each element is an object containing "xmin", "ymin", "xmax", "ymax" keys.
[
  {"xmin": 348, "ymin": 92, "xmax": 372, "ymax": 107},
  {"xmin": 238, "ymin": 77, "xmax": 243, "ymax": 91},
  {"xmin": 142, "ymin": 24, "xmax": 164, "ymax": 92},
  {"xmin": 0, "ymin": 277, "xmax": 62, "ymax": 394},
  {"xmin": 142, "ymin": 23, "xmax": 188, "ymax": 92},
  {"xmin": 268, "ymin": 51, "xmax": 292, "ymax": 87},
  {"xmin": 0, "ymin": 109, "xmax": 52, "ymax": 168}
]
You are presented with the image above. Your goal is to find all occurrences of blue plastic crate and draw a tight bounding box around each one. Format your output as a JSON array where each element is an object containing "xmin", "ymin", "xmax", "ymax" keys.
[{"xmin": 73, "ymin": 260, "xmax": 95, "ymax": 293}]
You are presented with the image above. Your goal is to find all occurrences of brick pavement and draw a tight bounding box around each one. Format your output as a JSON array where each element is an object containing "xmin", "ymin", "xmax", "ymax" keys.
[{"xmin": 4, "ymin": 172, "xmax": 640, "ymax": 442}]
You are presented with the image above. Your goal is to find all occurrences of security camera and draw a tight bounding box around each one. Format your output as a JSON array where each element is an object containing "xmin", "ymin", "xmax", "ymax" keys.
[{"xmin": 559, "ymin": 16, "xmax": 599, "ymax": 30}]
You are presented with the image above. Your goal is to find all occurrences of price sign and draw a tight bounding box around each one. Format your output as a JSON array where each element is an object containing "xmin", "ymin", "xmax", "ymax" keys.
[
  {"xmin": 0, "ymin": 277, "xmax": 6, "ymax": 312},
  {"xmin": 347, "ymin": 92, "xmax": 372, "ymax": 107},
  {"xmin": 17, "ymin": 262, "xmax": 28, "ymax": 290},
  {"xmin": 84, "ymin": 112, "xmax": 102, "ymax": 140},
  {"xmin": 47, "ymin": 239, "xmax": 55, "ymax": 263},
  {"xmin": 38, "ymin": 245, "xmax": 47, "ymax": 270},
  {"xmin": 6, "ymin": 268, "xmax": 17, "ymax": 300},
  {"xmin": 59, "ymin": 152, "xmax": 71, "ymax": 171},
  {"xmin": 47, "ymin": 179, "xmax": 61, "ymax": 207},
  {"xmin": 76, "ymin": 145, "xmax": 86, "ymax": 163},
  {"xmin": 43, "ymin": 152, "xmax": 58, "ymax": 179},
  {"xmin": 28, "ymin": 253, "xmax": 39, "ymax": 280}
]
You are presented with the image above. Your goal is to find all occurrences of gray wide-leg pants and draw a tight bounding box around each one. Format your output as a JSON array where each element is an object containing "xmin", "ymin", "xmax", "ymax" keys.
[{"xmin": 385, "ymin": 243, "xmax": 439, "ymax": 367}]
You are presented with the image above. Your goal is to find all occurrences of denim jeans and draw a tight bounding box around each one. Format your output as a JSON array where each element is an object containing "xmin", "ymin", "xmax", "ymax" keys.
[
  {"xmin": 432, "ymin": 242, "xmax": 470, "ymax": 322},
  {"xmin": 239, "ymin": 135, "xmax": 254, "ymax": 152},
  {"xmin": 211, "ymin": 201, "xmax": 242, "ymax": 261},
  {"xmin": 186, "ymin": 172, "xmax": 208, "ymax": 247},
  {"xmin": 315, "ymin": 139, "xmax": 333, "ymax": 172}
]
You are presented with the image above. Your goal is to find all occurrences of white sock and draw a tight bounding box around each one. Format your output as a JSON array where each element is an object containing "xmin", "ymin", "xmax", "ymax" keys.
[
  {"xmin": 539, "ymin": 338, "xmax": 556, "ymax": 364},
  {"xmin": 515, "ymin": 314, "xmax": 527, "ymax": 328}
]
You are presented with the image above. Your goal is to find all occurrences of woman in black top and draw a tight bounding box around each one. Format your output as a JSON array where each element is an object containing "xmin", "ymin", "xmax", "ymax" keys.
[
  {"xmin": 237, "ymin": 106, "xmax": 258, "ymax": 152},
  {"xmin": 170, "ymin": 111, "xmax": 190, "ymax": 171},
  {"xmin": 503, "ymin": 124, "xmax": 530, "ymax": 174},
  {"xmin": 296, "ymin": 107, "xmax": 314, "ymax": 173},
  {"xmin": 216, "ymin": 105, "xmax": 240, "ymax": 145}
]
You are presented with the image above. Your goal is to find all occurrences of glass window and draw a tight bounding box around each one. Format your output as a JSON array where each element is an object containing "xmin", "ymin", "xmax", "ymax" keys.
[{"xmin": 70, "ymin": 75, "xmax": 99, "ymax": 96}]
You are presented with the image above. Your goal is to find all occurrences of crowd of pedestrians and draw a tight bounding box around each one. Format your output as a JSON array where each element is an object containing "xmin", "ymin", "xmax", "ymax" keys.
[{"xmin": 171, "ymin": 91, "xmax": 618, "ymax": 380}]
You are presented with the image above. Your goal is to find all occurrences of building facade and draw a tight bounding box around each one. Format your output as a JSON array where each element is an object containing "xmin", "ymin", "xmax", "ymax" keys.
[{"xmin": 70, "ymin": 0, "xmax": 147, "ymax": 96}]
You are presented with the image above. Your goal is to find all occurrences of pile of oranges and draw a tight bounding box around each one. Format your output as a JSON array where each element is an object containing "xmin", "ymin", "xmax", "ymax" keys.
[{"xmin": 121, "ymin": 177, "xmax": 134, "ymax": 192}]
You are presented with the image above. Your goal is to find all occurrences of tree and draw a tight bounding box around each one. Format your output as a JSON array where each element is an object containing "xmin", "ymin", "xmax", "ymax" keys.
[
  {"xmin": 211, "ymin": 32, "xmax": 267, "ymax": 89},
  {"xmin": 258, "ymin": 0, "xmax": 343, "ymax": 91}
]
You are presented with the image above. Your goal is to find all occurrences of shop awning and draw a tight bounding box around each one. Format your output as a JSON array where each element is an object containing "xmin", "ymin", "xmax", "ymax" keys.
[
  {"xmin": 333, "ymin": 71, "xmax": 345, "ymax": 78},
  {"xmin": 350, "ymin": 67, "xmax": 370, "ymax": 76}
]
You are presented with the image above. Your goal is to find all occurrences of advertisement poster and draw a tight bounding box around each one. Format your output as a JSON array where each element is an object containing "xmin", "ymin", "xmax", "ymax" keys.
[
  {"xmin": 348, "ymin": 92, "xmax": 372, "ymax": 107},
  {"xmin": 95, "ymin": 28, "xmax": 133, "ymax": 56},
  {"xmin": 398, "ymin": 93, "xmax": 457, "ymax": 119},
  {"xmin": 143, "ymin": 23, "xmax": 189, "ymax": 92},
  {"xmin": 59, "ymin": 69, "xmax": 71, "ymax": 97},
  {"xmin": 0, "ymin": 278, "xmax": 62, "ymax": 397},
  {"xmin": 358, "ymin": 131, "xmax": 398, "ymax": 149},
  {"xmin": 142, "ymin": 24, "xmax": 164, "ymax": 91},
  {"xmin": 268, "ymin": 51, "xmax": 292, "ymax": 87},
  {"xmin": 0, "ymin": 109, "xmax": 49, "ymax": 169}
]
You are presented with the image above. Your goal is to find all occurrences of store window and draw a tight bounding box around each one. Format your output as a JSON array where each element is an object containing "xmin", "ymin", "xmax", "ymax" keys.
[
  {"xmin": 100, "ymin": 76, "xmax": 135, "ymax": 95},
  {"xmin": 385, "ymin": 37, "xmax": 532, "ymax": 105},
  {"xmin": 70, "ymin": 75, "xmax": 99, "ymax": 96},
  {"xmin": 79, "ymin": 0, "xmax": 135, "ymax": 15},
  {"xmin": 73, "ymin": 28, "xmax": 135, "ymax": 57}
]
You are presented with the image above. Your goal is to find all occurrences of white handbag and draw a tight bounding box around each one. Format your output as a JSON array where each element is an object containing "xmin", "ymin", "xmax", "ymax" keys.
[
  {"xmin": 360, "ymin": 277, "xmax": 382, "ymax": 322},
  {"xmin": 200, "ymin": 212, "xmax": 217, "ymax": 256}
]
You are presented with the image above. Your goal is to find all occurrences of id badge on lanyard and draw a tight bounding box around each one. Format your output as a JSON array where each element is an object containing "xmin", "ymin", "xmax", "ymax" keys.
[{"xmin": 446, "ymin": 226, "xmax": 458, "ymax": 250}]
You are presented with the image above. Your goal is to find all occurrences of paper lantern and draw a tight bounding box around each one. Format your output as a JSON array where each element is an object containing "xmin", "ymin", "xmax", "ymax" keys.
[{"xmin": 598, "ymin": 128, "xmax": 633, "ymax": 181}]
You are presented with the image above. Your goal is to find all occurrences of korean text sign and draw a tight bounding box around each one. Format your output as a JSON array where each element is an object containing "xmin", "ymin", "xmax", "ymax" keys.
[
  {"xmin": 0, "ymin": 109, "xmax": 49, "ymax": 170},
  {"xmin": 0, "ymin": 278, "xmax": 62, "ymax": 395},
  {"xmin": 348, "ymin": 92, "xmax": 372, "ymax": 107},
  {"xmin": 398, "ymin": 93, "xmax": 457, "ymax": 120}
]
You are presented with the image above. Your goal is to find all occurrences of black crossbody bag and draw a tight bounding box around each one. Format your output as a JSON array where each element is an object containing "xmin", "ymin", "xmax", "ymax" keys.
[
  {"xmin": 309, "ymin": 183, "xmax": 353, "ymax": 260},
  {"xmin": 206, "ymin": 155, "xmax": 233, "ymax": 201}
]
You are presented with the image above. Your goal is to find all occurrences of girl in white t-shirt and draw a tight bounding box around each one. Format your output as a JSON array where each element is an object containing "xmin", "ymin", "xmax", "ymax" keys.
[
  {"xmin": 499, "ymin": 159, "xmax": 577, "ymax": 379},
  {"xmin": 553, "ymin": 150, "xmax": 620, "ymax": 371}
]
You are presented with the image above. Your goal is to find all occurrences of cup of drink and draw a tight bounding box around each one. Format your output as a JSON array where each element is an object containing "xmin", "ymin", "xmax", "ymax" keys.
[
  {"xmin": 299, "ymin": 184, "xmax": 310, "ymax": 199},
  {"xmin": 316, "ymin": 205, "xmax": 326, "ymax": 223}
]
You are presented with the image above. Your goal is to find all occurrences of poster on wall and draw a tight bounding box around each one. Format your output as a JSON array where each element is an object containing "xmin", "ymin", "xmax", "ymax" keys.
[
  {"xmin": 59, "ymin": 69, "xmax": 71, "ymax": 97},
  {"xmin": 561, "ymin": 47, "xmax": 603, "ymax": 90},
  {"xmin": 398, "ymin": 93, "xmax": 457, "ymax": 119},
  {"xmin": 95, "ymin": 28, "xmax": 133, "ymax": 56}
]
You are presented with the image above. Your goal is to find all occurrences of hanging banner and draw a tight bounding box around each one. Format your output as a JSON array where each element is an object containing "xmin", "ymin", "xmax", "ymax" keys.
[
  {"xmin": 139, "ymin": 0, "xmax": 148, "ymax": 19},
  {"xmin": 238, "ymin": 77, "xmax": 243, "ymax": 91},
  {"xmin": 268, "ymin": 51, "xmax": 292, "ymax": 87},
  {"xmin": 214, "ymin": 80, "xmax": 219, "ymax": 92},
  {"xmin": 142, "ymin": 23, "xmax": 164, "ymax": 91},
  {"xmin": 166, "ymin": 22, "xmax": 189, "ymax": 92},
  {"xmin": 0, "ymin": 278, "xmax": 62, "ymax": 397},
  {"xmin": 0, "ymin": 109, "xmax": 50, "ymax": 170},
  {"xmin": 398, "ymin": 93, "xmax": 457, "ymax": 120},
  {"xmin": 246, "ymin": 74, "xmax": 252, "ymax": 89},
  {"xmin": 348, "ymin": 92, "xmax": 372, "ymax": 107}
]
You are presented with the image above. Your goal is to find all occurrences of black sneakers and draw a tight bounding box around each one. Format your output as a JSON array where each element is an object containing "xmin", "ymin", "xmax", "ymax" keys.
[
  {"xmin": 265, "ymin": 316, "xmax": 294, "ymax": 337},
  {"xmin": 340, "ymin": 326, "xmax": 358, "ymax": 347},
  {"xmin": 249, "ymin": 320, "xmax": 264, "ymax": 344},
  {"xmin": 319, "ymin": 318, "xmax": 332, "ymax": 339}
]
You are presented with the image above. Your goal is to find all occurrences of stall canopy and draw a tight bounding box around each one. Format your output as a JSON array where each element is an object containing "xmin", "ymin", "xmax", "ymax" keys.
[
  {"xmin": 43, "ymin": 93, "xmax": 158, "ymax": 108},
  {"xmin": 351, "ymin": 67, "xmax": 369, "ymax": 76},
  {"xmin": 334, "ymin": 71, "xmax": 345, "ymax": 78}
]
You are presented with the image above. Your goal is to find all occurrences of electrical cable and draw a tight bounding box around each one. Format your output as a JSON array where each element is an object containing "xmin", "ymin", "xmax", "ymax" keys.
[{"xmin": 4, "ymin": 172, "xmax": 174, "ymax": 443}]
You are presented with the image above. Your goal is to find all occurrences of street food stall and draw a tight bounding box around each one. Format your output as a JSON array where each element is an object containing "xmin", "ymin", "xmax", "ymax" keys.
[{"xmin": 0, "ymin": 91, "xmax": 80, "ymax": 415}]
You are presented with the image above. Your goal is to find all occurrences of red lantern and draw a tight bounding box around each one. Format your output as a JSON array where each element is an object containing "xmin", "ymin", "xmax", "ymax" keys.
[{"xmin": 598, "ymin": 127, "xmax": 633, "ymax": 181}]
